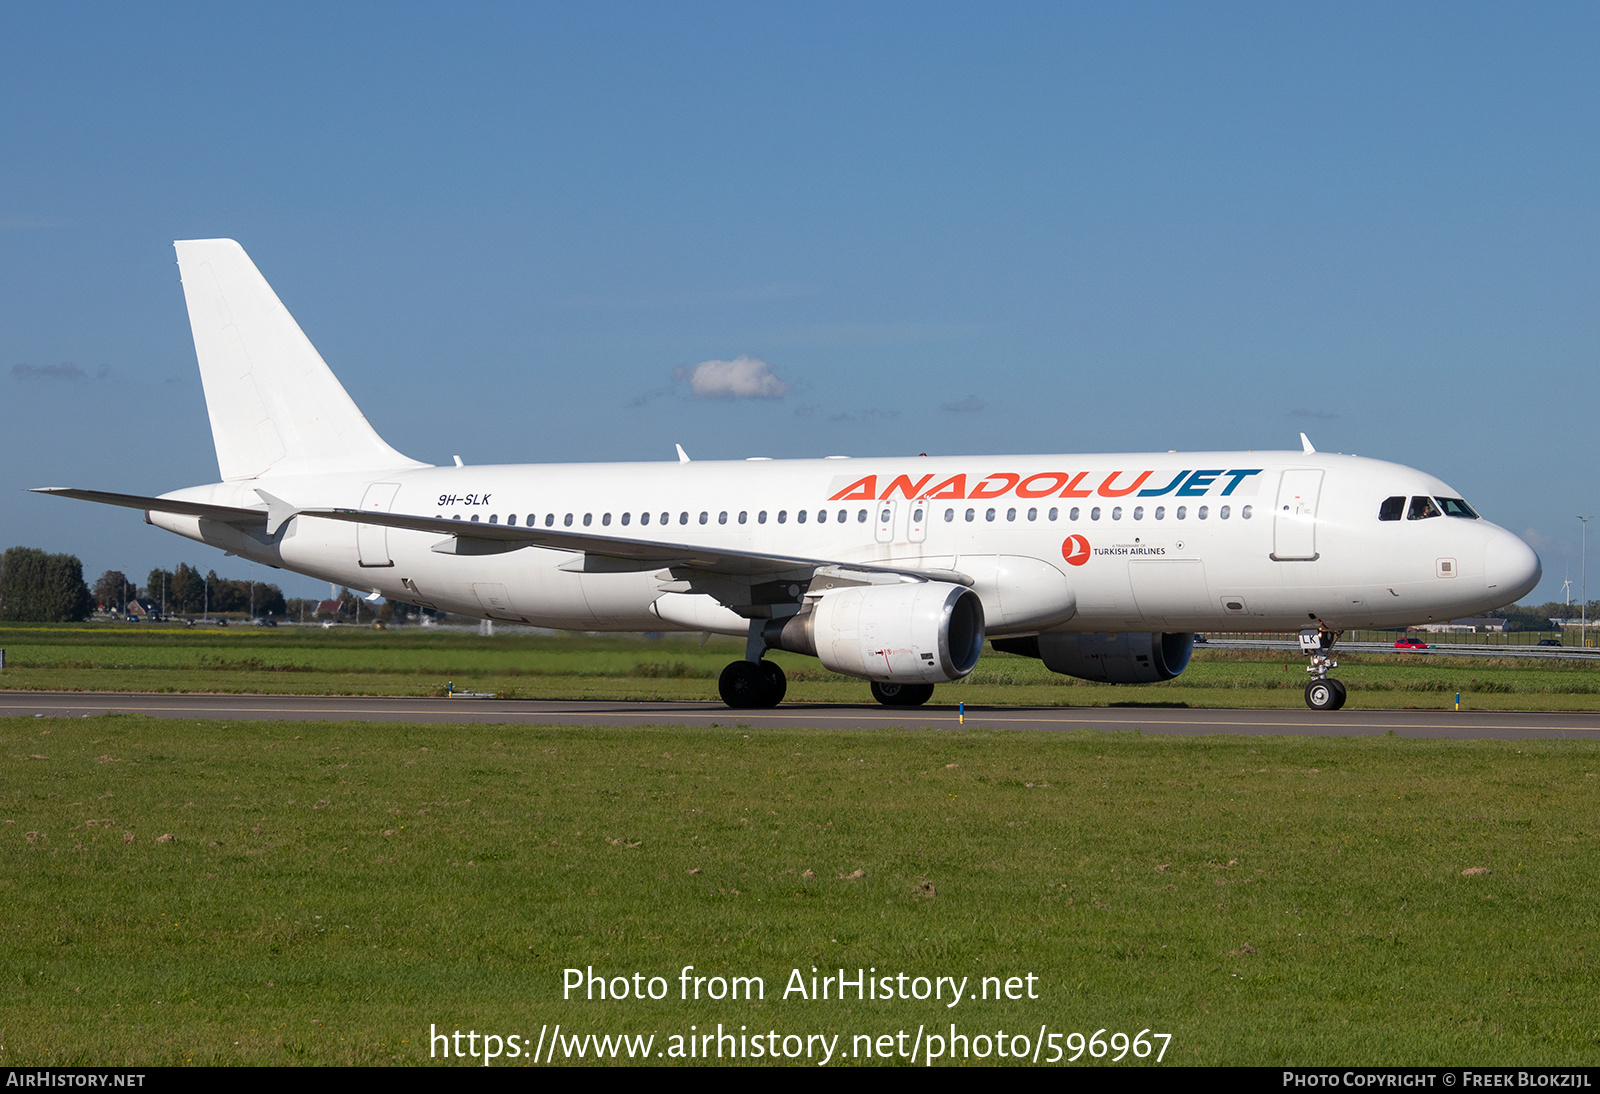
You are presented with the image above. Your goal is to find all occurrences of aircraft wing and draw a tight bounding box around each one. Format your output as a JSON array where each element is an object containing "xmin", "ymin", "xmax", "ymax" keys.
[
  {"xmin": 33, "ymin": 487, "xmax": 972, "ymax": 597},
  {"xmin": 299, "ymin": 505, "xmax": 971, "ymax": 584},
  {"xmin": 31, "ymin": 487, "xmax": 268, "ymax": 526}
]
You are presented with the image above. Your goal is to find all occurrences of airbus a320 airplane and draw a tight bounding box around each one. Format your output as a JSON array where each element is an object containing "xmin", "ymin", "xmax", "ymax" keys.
[{"xmin": 38, "ymin": 240, "xmax": 1542, "ymax": 711}]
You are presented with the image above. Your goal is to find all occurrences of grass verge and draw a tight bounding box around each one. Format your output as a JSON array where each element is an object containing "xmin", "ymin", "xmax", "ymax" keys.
[
  {"xmin": 1, "ymin": 626, "xmax": 1597, "ymax": 710},
  {"xmin": 3, "ymin": 714, "xmax": 1599, "ymax": 1065}
]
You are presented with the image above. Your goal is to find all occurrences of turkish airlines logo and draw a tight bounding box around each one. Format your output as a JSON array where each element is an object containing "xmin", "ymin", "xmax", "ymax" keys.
[{"xmin": 1062, "ymin": 535, "xmax": 1091, "ymax": 567}]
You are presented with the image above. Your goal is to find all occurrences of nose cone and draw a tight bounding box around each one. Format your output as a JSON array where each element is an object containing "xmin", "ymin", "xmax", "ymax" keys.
[{"xmin": 1484, "ymin": 531, "xmax": 1542, "ymax": 606}]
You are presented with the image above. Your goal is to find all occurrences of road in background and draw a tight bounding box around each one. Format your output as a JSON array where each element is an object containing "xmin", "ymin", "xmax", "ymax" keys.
[{"xmin": 1203, "ymin": 638, "xmax": 1600, "ymax": 661}]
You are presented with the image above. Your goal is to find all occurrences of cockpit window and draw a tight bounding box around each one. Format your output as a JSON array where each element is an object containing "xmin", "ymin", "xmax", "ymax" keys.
[
  {"xmin": 1435, "ymin": 497, "xmax": 1479, "ymax": 519},
  {"xmin": 1378, "ymin": 496, "xmax": 1405, "ymax": 522},
  {"xmin": 1407, "ymin": 496, "xmax": 1442, "ymax": 520}
]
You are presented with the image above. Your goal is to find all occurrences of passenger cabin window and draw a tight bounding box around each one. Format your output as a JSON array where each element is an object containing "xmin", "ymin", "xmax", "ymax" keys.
[
  {"xmin": 1436, "ymin": 497, "xmax": 1479, "ymax": 519},
  {"xmin": 1378, "ymin": 496, "xmax": 1405, "ymax": 521},
  {"xmin": 621, "ymin": 512, "xmax": 631, "ymax": 526},
  {"xmin": 1407, "ymin": 496, "xmax": 1442, "ymax": 520},
  {"xmin": 640, "ymin": 512, "xmax": 650, "ymax": 525},
  {"xmin": 857, "ymin": 509, "xmax": 868, "ymax": 523}
]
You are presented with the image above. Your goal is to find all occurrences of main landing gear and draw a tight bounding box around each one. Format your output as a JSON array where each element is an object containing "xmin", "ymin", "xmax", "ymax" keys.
[
  {"xmin": 870, "ymin": 681, "xmax": 934, "ymax": 707},
  {"xmin": 718, "ymin": 622, "xmax": 788, "ymax": 709},
  {"xmin": 1300, "ymin": 627, "xmax": 1347, "ymax": 711},
  {"xmin": 717, "ymin": 660, "xmax": 787, "ymax": 708}
]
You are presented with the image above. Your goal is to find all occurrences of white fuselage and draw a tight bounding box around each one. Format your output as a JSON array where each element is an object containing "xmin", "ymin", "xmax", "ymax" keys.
[{"xmin": 149, "ymin": 450, "xmax": 1542, "ymax": 637}]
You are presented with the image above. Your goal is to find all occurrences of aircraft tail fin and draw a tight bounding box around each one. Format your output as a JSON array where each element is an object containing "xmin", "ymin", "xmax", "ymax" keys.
[{"xmin": 173, "ymin": 239, "xmax": 428, "ymax": 482}]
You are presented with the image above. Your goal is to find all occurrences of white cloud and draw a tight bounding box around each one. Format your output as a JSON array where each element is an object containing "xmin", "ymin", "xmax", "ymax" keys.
[
  {"xmin": 676, "ymin": 356, "xmax": 791, "ymax": 400},
  {"xmin": 12, "ymin": 362, "xmax": 109, "ymax": 383},
  {"xmin": 1522, "ymin": 528, "xmax": 1558, "ymax": 555}
]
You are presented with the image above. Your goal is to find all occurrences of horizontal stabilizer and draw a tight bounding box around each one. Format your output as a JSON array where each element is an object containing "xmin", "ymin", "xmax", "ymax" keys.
[{"xmin": 32, "ymin": 487, "xmax": 266, "ymax": 526}]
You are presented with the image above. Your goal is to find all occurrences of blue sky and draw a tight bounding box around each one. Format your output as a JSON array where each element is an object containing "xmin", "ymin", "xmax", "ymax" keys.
[{"xmin": 3, "ymin": 3, "xmax": 1597, "ymax": 603}]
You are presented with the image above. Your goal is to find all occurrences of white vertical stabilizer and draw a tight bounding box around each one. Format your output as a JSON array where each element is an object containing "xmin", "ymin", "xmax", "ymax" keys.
[{"xmin": 173, "ymin": 239, "xmax": 428, "ymax": 482}]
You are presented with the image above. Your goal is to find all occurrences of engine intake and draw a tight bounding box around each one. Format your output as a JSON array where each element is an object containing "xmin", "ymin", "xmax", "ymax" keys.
[
  {"xmin": 764, "ymin": 581, "xmax": 984, "ymax": 683},
  {"xmin": 993, "ymin": 630, "xmax": 1194, "ymax": 684}
]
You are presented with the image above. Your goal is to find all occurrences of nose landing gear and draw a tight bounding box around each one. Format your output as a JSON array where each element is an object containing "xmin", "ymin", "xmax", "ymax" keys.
[{"xmin": 1300, "ymin": 627, "xmax": 1346, "ymax": 710}]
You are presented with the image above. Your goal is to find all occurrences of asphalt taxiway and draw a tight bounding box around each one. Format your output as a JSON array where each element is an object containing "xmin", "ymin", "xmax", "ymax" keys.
[{"xmin": 3, "ymin": 691, "xmax": 1599, "ymax": 740}]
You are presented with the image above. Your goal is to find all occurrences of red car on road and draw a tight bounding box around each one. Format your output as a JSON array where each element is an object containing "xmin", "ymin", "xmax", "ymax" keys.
[{"xmin": 1393, "ymin": 638, "xmax": 1431, "ymax": 650}]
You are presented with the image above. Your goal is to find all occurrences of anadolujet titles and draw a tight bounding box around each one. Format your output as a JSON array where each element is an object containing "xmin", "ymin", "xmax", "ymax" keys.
[{"xmin": 38, "ymin": 240, "xmax": 1542, "ymax": 710}]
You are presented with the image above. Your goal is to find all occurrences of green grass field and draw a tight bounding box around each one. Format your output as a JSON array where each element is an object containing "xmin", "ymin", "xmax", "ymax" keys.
[
  {"xmin": 1, "ymin": 624, "xmax": 1598, "ymax": 710},
  {"xmin": 3, "ymin": 714, "xmax": 1598, "ymax": 1066}
]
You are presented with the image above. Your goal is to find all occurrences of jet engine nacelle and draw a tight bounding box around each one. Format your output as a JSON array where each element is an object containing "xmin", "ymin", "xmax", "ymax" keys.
[
  {"xmin": 993, "ymin": 630, "xmax": 1194, "ymax": 684},
  {"xmin": 764, "ymin": 581, "xmax": 985, "ymax": 683}
]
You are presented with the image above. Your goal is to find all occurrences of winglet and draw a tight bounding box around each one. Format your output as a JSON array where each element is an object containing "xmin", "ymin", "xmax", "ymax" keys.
[
  {"xmin": 1300, "ymin": 432, "xmax": 1316, "ymax": 454},
  {"xmin": 253, "ymin": 488, "xmax": 300, "ymax": 535},
  {"xmin": 675, "ymin": 444, "xmax": 691, "ymax": 463}
]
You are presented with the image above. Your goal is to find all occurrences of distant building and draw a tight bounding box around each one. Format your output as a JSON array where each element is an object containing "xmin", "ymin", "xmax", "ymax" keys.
[
  {"xmin": 315, "ymin": 599, "xmax": 343, "ymax": 617},
  {"xmin": 125, "ymin": 597, "xmax": 162, "ymax": 621},
  {"xmin": 1413, "ymin": 618, "xmax": 1510, "ymax": 634}
]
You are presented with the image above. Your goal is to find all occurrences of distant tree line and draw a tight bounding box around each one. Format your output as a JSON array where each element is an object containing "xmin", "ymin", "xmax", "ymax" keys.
[
  {"xmin": 1487, "ymin": 601, "xmax": 1600, "ymax": 631},
  {"xmin": 0, "ymin": 547, "xmax": 93, "ymax": 622},
  {"xmin": 142, "ymin": 564, "xmax": 285, "ymax": 617}
]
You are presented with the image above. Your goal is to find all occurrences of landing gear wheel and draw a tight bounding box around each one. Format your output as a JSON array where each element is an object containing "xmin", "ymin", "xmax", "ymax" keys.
[
  {"xmin": 870, "ymin": 681, "xmax": 935, "ymax": 707},
  {"xmin": 719, "ymin": 660, "xmax": 785, "ymax": 709},
  {"xmin": 1305, "ymin": 678, "xmax": 1347, "ymax": 711},
  {"xmin": 761, "ymin": 660, "xmax": 787, "ymax": 705}
]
